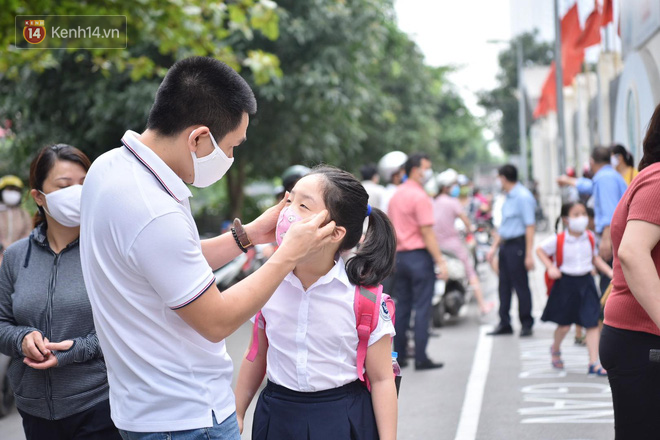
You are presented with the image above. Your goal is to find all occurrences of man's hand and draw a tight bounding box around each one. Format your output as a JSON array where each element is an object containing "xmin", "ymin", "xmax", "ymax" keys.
[
  {"xmin": 244, "ymin": 195, "xmax": 289, "ymax": 245},
  {"xmin": 237, "ymin": 414, "xmax": 244, "ymax": 434},
  {"xmin": 556, "ymin": 175, "xmax": 577, "ymax": 187},
  {"xmin": 21, "ymin": 331, "xmax": 49, "ymax": 362},
  {"xmin": 277, "ymin": 210, "xmax": 336, "ymax": 262},
  {"xmin": 435, "ymin": 260, "xmax": 449, "ymax": 281},
  {"xmin": 525, "ymin": 254, "xmax": 535, "ymax": 271},
  {"xmin": 547, "ymin": 266, "xmax": 562, "ymax": 280}
]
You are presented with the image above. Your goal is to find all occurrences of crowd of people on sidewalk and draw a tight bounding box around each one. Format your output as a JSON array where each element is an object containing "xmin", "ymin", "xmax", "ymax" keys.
[{"xmin": 2, "ymin": 54, "xmax": 660, "ymax": 440}]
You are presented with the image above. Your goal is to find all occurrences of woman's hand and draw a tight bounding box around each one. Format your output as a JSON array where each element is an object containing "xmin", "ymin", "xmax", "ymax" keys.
[
  {"xmin": 45, "ymin": 340, "xmax": 74, "ymax": 352},
  {"xmin": 23, "ymin": 338, "xmax": 74, "ymax": 370},
  {"xmin": 21, "ymin": 330, "xmax": 49, "ymax": 361},
  {"xmin": 24, "ymin": 351, "xmax": 58, "ymax": 370}
]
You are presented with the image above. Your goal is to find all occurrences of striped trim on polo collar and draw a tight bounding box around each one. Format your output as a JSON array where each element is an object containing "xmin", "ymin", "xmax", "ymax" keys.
[{"xmin": 121, "ymin": 130, "xmax": 192, "ymax": 203}]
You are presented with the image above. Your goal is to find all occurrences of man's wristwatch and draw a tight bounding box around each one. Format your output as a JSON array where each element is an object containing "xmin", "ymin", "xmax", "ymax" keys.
[{"xmin": 231, "ymin": 218, "xmax": 254, "ymax": 253}]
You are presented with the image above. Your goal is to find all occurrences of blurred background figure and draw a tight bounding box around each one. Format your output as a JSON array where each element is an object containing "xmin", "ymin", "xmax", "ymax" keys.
[
  {"xmin": 433, "ymin": 169, "xmax": 494, "ymax": 315},
  {"xmin": 276, "ymin": 164, "xmax": 310, "ymax": 202},
  {"xmin": 359, "ymin": 162, "xmax": 386, "ymax": 210},
  {"xmin": 0, "ymin": 175, "xmax": 32, "ymax": 262},
  {"xmin": 559, "ymin": 166, "xmax": 579, "ymax": 204},
  {"xmin": 378, "ymin": 151, "xmax": 408, "ymax": 213},
  {"xmin": 610, "ymin": 144, "xmax": 639, "ymax": 185}
]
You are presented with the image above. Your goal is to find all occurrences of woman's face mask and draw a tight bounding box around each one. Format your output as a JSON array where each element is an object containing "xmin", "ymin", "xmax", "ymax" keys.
[{"xmin": 39, "ymin": 184, "xmax": 82, "ymax": 227}]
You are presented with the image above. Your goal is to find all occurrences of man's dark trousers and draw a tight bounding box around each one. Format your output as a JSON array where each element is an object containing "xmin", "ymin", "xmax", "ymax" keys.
[
  {"xmin": 498, "ymin": 236, "xmax": 534, "ymax": 329},
  {"xmin": 393, "ymin": 249, "xmax": 435, "ymax": 364}
]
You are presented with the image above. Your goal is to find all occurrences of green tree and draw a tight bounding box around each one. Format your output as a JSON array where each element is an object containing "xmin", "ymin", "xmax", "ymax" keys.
[
  {"xmin": 1, "ymin": 0, "xmax": 488, "ymax": 226},
  {"xmin": 477, "ymin": 31, "xmax": 553, "ymax": 155},
  {"xmin": 227, "ymin": 0, "xmax": 488, "ymax": 217},
  {"xmin": 0, "ymin": 0, "xmax": 281, "ymax": 174}
]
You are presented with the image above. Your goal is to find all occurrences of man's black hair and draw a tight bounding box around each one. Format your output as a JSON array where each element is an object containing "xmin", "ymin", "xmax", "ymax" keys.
[
  {"xmin": 591, "ymin": 146, "xmax": 611, "ymax": 165},
  {"xmin": 404, "ymin": 153, "xmax": 430, "ymax": 176},
  {"xmin": 147, "ymin": 56, "xmax": 257, "ymax": 141},
  {"xmin": 359, "ymin": 163, "xmax": 379, "ymax": 181},
  {"xmin": 498, "ymin": 164, "xmax": 518, "ymax": 183}
]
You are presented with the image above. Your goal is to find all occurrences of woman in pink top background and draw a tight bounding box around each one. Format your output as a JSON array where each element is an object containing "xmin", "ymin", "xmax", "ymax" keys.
[{"xmin": 432, "ymin": 170, "xmax": 493, "ymax": 315}]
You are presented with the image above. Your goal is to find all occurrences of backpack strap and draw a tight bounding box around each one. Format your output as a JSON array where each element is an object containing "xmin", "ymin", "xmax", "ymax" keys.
[
  {"xmin": 354, "ymin": 285, "xmax": 383, "ymax": 385},
  {"xmin": 246, "ymin": 310, "xmax": 265, "ymax": 362},
  {"xmin": 556, "ymin": 232, "xmax": 566, "ymax": 269},
  {"xmin": 587, "ymin": 230, "xmax": 595, "ymax": 252}
]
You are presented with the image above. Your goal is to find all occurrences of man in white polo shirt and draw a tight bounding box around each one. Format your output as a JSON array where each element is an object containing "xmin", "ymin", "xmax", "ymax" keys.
[{"xmin": 79, "ymin": 57, "xmax": 335, "ymax": 439}]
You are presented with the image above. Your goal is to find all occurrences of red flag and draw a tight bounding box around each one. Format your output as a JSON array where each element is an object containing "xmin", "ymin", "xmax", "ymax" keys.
[
  {"xmin": 602, "ymin": 0, "xmax": 613, "ymax": 26},
  {"xmin": 534, "ymin": 63, "xmax": 557, "ymax": 119},
  {"xmin": 576, "ymin": 8, "xmax": 602, "ymax": 49},
  {"xmin": 559, "ymin": 4, "xmax": 584, "ymax": 87},
  {"xmin": 533, "ymin": 4, "xmax": 584, "ymax": 118}
]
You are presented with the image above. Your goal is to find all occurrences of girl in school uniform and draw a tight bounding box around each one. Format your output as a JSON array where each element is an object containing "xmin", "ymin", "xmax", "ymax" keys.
[
  {"xmin": 537, "ymin": 201, "xmax": 614, "ymax": 376},
  {"xmin": 235, "ymin": 165, "xmax": 398, "ymax": 440}
]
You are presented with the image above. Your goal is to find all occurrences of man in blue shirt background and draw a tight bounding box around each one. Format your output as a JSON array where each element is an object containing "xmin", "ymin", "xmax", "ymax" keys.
[
  {"xmin": 487, "ymin": 164, "xmax": 537, "ymax": 337},
  {"xmin": 587, "ymin": 146, "xmax": 627, "ymax": 293}
]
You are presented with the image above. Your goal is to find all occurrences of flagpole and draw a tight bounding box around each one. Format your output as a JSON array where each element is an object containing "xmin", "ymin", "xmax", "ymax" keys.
[
  {"xmin": 554, "ymin": 0, "xmax": 567, "ymax": 175},
  {"xmin": 517, "ymin": 40, "xmax": 528, "ymax": 185}
]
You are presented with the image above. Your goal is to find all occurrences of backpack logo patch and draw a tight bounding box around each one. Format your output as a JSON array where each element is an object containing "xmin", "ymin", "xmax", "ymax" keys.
[{"xmin": 380, "ymin": 301, "xmax": 391, "ymax": 321}]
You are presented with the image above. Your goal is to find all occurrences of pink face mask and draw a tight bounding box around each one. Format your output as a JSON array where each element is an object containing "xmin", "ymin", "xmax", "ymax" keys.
[{"xmin": 276, "ymin": 207, "xmax": 303, "ymax": 246}]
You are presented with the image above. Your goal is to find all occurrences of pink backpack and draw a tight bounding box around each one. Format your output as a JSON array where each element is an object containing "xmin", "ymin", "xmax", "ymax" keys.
[{"xmin": 246, "ymin": 284, "xmax": 396, "ymax": 390}]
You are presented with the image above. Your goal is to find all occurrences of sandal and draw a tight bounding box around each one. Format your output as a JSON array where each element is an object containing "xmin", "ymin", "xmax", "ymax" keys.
[
  {"xmin": 574, "ymin": 336, "xmax": 586, "ymax": 346},
  {"xmin": 550, "ymin": 346, "xmax": 564, "ymax": 369},
  {"xmin": 588, "ymin": 363, "xmax": 607, "ymax": 376}
]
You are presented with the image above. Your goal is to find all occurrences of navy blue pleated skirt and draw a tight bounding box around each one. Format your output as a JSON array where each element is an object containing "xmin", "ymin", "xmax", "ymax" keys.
[
  {"xmin": 541, "ymin": 273, "xmax": 600, "ymax": 328},
  {"xmin": 252, "ymin": 380, "xmax": 379, "ymax": 440}
]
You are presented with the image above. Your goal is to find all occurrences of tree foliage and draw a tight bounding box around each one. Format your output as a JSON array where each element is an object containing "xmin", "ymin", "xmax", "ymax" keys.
[
  {"xmin": 477, "ymin": 31, "xmax": 553, "ymax": 155},
  {"xmin": 1, "ymin": 0, "xmax": 488, "ymax": 225}
]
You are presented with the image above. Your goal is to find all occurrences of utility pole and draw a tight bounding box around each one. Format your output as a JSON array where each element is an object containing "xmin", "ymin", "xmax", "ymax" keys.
[
  {"xmin": 554, "ymin": 0, "xmax": 567, "ymax": 175},
  {"xmin": 516, "ymin": 40, "xmax": 528, "ymax": 185}
]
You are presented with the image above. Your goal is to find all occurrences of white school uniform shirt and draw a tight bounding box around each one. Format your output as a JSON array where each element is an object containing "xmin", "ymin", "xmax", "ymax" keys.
[
  {"xmin": 539, "ymin": 231, "xmax": 597, "ymax": 276},
  {"xmin": 80, "ymin": 131, "xmax": 233, "ymax": 432},
  {"xmin": 257, "ymin": 258, "xmax": 395, "ymax": 392}
]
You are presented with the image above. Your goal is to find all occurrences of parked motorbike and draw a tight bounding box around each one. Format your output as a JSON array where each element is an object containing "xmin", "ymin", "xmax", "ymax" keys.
[
  {"xmin": 431, "ymin": 250, "xmax": 470, "ymax": 327},
  {"xmin": 473, "ymin": 221, "xmax": 493, "ymax": 266},
  {"xmin": 213, "ymin": 244, "xmax": 271, "ymax": 290}
]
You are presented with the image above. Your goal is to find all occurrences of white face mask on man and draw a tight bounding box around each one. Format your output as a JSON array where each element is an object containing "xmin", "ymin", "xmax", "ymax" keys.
[
  {"xmin": 39, "ymin": 184, "xmax": 82, "ymax": 227},
  {"xmin": 610, "ymin": 155, "xmax": 620, "ymax": 168},
  {"xmin": 189, "ymin": 129, "xmax": 234, "ymax": 188}
]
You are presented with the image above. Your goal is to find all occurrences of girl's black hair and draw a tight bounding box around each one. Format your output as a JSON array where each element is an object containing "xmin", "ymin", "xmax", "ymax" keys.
[
  {"xmin": 555, "ymin": 201, "xmax": 587, "ymax": 233},
  {"xmin": 611, "ymin": 144, "xmax": 634, "ymax": 167},
  {"xmin": 308, "ymin": 165, "xmax": 396, "ymax": 286}
]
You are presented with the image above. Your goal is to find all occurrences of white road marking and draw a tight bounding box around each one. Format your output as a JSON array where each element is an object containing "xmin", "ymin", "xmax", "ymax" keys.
[{"xmin": 454, "ymin": 325, "xmax": 493, "ymax": 440}]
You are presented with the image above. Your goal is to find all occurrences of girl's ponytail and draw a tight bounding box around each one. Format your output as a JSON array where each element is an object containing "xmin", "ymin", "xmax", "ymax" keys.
[{"xmin": 345, "ymin": 207, "xmax": 396, "ymax": 286}]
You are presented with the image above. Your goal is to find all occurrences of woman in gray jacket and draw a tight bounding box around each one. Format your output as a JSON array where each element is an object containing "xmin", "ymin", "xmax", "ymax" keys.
[{"xmin": 0, "ymin": 144, "xmax": 119, "ymax": 440}]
